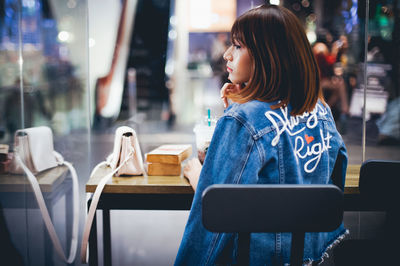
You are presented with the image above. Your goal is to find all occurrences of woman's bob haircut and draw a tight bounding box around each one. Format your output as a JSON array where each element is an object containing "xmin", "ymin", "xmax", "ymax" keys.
[{"xmin": 229, "ymin": 4, "xmax": 324, "ymax": 115}]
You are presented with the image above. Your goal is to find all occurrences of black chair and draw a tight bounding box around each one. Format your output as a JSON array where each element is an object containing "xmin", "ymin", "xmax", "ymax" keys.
[
  {"xmin": 359, "ymin": 159, "xmax": 400, "ymax": 211},
  {"xmin": 202, "ymin": 184, "xmax": 344, "ymax": 266},
  {"xmin": 359, "ymin": 160, "xmax": 400, "ymax": 244},
  {"xmin": 334, "ymin": 160, "xmax": 400, "ymax": 266}
]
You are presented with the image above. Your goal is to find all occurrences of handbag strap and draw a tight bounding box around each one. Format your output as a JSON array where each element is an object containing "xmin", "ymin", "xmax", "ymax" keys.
[
  {"xmin": 15, "ymin": 152, "xmax": 80, "ymax": 264},
  {"xmin": 80, "ymin": 149, "xmax": 134, "ymax": 264}
]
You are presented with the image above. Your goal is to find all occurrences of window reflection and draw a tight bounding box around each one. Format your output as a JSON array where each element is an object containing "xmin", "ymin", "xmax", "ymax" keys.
[
  {"xmin": 364, "ymin": 1, "xmax": 400, "ymax": 158},
  {"xmin": 0, "ymin": 1, "xmax": 89, "ymax": 265},
  {"xmin": 0, "ymin": 0, "xmax": 86, "ymax": 137},
  {"xmin": 171, "ymin": 0, "xmax": 400, "ymax": 165}
]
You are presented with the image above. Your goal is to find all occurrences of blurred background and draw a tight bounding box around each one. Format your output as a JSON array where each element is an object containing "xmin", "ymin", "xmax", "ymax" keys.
[{"xmin": 0, "ymin": 0, "xmax": 399, "ymax": 265}]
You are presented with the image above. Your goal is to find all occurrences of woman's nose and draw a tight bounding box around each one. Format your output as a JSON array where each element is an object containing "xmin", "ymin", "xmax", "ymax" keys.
[{"xmin": 223, "ymin": 47, "xmax": 233, "ymax": 61}]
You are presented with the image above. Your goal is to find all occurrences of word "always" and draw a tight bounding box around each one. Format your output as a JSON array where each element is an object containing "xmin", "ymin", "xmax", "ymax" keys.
[{"xmin": 264, "ymin": 104, "xmax": 331, "ymax": 173}]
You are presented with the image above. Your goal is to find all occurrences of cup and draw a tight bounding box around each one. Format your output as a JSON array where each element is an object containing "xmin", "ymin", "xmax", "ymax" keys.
[{"xmin": 193, "ymin": 124, "xmax": 216, "ymax": 164}]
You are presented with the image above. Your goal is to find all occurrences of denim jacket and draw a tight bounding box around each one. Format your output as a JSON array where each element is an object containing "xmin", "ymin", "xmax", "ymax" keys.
[{"xmin": 175, "ymin": 100, "xmax": 348, "ymax": 266}]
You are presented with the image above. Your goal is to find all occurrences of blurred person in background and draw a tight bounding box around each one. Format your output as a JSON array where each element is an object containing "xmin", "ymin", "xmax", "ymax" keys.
[
  {"xmin": 313, "ymin": 33, "xmax": 350, "ymax": 133},
  {"xmin": 376, "ymin": 97, "xmax": 400, "ymax": 145}
]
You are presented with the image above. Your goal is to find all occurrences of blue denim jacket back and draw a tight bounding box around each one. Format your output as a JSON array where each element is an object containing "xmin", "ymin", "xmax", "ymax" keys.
[{"xmin": 175, "ymin": 100, "xmax": 348, "ymax": 265}]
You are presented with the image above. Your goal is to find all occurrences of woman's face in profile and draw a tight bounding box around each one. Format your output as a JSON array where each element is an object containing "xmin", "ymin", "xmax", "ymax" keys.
[{"xmin": 223, "ymin": 40, "xmax": 252, "ymax": 84}]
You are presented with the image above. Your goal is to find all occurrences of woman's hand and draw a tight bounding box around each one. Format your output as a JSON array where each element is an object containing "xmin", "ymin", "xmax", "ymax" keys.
[
  {"xmin": 183, "ymin": 158, "xmax": 202, "ymax": 191},
  {"xmin": 220, "ymin": 83, "xmax": 241, "ymax": 108}
]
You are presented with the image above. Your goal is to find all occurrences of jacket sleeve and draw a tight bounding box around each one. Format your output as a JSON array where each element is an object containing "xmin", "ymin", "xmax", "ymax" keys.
[
  {"xmin": 330, "ymin": 138, "xmax": 348, "ymax": 191},
  {"xmin": 338, "ymin": 144, "xmax": 348, "ymax": 190},
  {"xmin": 175, "ymin": 116, "xmax": 262, "ymax": 266}
]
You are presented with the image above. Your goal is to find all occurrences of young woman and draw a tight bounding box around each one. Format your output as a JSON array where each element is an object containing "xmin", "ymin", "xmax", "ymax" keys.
[{"xmin": 176, "ymin": 4, "xmax": 348, "ymax": 265}]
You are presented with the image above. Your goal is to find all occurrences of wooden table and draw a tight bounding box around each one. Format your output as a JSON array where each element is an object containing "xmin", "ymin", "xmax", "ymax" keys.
[
  {"xmin": 0, "ymin": 165, "xmax": 69, "ymax": 193},
  {"xmin": 344, "ymin": 164, "xmax": 361, "ymax": 195},
  {"xmin": 86, "ymin": 164, "xmax": 361, "ymax": 266},
  {"xmin": 86, "ymin": 164, "xmax": 361, "ymax": 195},
  {"xmin": 86, "ymin": 165, "xmax": 193, "ymax": 195}
]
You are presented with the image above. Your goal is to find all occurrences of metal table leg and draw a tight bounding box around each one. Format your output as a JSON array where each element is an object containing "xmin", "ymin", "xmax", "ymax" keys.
[
  {"xmin": 88, "ymin": 199, "xmax": 98, "ymax": 266},
  {"xmin": 103, "ymin": 208, "xmax": 112, "ymax": 266}
]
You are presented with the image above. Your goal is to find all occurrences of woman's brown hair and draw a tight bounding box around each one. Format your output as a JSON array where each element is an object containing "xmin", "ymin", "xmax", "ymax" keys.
[{"xmin": 229, "ymin": 4, "xmax": 324, "ymax": 115}]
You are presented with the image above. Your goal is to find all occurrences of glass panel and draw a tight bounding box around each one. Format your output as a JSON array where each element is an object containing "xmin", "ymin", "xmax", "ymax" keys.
[
  {"xmin": 84, "ymin": 1, "xmax": 372, "ymax": 264},
  {"xmin": 1, "ymin": 0, "xmax": 89, "ymax": 265},
  {"xmin": 89, "ymin": 0, "xmax": 178, "ymax": 158},
  {"xmin": 365, "ymin": 0, "xmax": 400, "ymax": 162},
  {"xmin": 1, "ymin": 1, "xmax": 30, "ymax": 264},
  {"xmin": 167, "ymin": 0, "xmax": 367, "ymax": 165}
]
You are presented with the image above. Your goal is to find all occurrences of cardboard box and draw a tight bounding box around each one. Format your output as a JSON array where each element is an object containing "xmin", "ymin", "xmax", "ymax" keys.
[
  {"xmin": 147, "ymin": 162, "xmax": 181, "ymax": 176},
  {"xmin": 146, "ymin": 144, "xmax": 192, "ymax": 164}
]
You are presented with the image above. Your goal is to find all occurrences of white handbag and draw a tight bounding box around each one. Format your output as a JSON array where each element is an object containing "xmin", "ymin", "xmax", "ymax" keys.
[
  {"xmin": 12, "ymin": 126, "xmax": 79, "ymax": 264},
  {"xmin": 11, "ymin": 126, "xmax": 58, "ymax": 174},
  {"xmin": 81, "ymin": 126, "xmax": 145, "ymax": 263},
  {"xmin": 106, "ymin": 126, "xmax": 145, "ymax": 176}
]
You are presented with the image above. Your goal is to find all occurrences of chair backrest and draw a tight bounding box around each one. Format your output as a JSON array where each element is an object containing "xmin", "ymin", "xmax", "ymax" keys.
[
  {"xmin": 359, "ymin": 160, "xmax": 400, "ymax": 210},
  {"xmin": 202, "ymin": 184, "xmax": 343, "ymax": 266}
]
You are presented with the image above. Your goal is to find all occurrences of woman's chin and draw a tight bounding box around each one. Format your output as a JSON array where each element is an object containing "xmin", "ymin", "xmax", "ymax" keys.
[
  {"xmin": 228, "ymin": 77, "xmax": 238, "ymax": 84},
  {"xmin": 228, "ymin": 75, "xmax": 247, "ymax": 85}
]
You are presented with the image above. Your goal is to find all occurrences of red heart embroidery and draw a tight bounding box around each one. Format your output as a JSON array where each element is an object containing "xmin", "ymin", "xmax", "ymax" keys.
[{"xmin": 305, "ymin": 134, "xmax": 314, "ymax": 144}]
